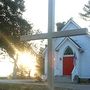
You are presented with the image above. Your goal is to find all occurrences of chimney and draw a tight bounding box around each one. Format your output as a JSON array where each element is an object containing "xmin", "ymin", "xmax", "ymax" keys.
[{"xmin": 56, "ymin": 22, "xmax": 66, "ymax": 31}]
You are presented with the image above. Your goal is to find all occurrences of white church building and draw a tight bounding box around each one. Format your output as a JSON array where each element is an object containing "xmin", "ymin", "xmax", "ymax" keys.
[{"xmin": 44, "ymin": 18, "xmax": 90, "ymax": 82}]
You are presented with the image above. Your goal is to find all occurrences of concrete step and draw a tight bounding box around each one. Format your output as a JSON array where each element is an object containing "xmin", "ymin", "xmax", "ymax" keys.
[{"xmin": 54, "ymin": 76, "xmax": 72, "ymax": 83}]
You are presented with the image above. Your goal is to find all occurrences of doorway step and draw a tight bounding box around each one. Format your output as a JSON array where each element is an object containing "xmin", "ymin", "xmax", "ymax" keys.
[{"xmin": 54, "ymin": 75, "xmax": 72, "ymax": 83}]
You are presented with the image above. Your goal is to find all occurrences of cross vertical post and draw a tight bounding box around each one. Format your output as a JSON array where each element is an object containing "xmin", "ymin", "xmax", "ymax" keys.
[{"xmin": 48, "ymin": 0, "xmax": 55, "ymax": 90}]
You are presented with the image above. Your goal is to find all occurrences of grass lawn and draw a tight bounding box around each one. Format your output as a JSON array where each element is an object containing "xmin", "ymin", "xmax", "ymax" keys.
[
  {"xmin": 0, "ymin": 83, "xmax": 72, "ymax": 90},
  {"xmin": 0, "ymin": 83, "xmax": 48, "ymax": 90}
]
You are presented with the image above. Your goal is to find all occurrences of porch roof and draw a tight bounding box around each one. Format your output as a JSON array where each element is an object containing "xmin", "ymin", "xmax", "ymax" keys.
[{"xmin": 55, "ymin": 37, "xmax": 84, "ymax": 53}]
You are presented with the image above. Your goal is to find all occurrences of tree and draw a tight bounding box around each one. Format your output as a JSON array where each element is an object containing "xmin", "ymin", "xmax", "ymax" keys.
[
  {"xmin": 0, "ymin": 0, "xmax": 34, "ymax": 78},
  {"xmin": 37, "ymin": 47, "xmax": 44, "ymax": 75},
  {"xmin": 80, "ymin": 0, "xmax": 90, "ymax": 21},
  {"xmin": 0, "ymin": 0, "xmax": 33, "ymax": 56},
  {"xmin": 16, "ymin": 65, "xmax": 30, "ymax": 79}
]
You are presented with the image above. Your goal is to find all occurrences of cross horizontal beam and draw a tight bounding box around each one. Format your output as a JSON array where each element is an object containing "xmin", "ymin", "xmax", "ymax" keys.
[{"xmin": 20, "ymin": 28, "xmax": 88, "ymax": 41}]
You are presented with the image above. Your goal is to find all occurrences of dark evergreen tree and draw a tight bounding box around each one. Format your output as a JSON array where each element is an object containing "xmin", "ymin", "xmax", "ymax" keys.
[{"xmin": 80, "ymin": 0, "xmax": 90, "ymax": 21}]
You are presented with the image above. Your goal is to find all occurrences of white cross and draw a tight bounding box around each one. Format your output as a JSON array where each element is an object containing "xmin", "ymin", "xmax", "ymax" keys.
[{"xmin": 20, "ymin": 0, "xmax": 88, "ymax": 90}]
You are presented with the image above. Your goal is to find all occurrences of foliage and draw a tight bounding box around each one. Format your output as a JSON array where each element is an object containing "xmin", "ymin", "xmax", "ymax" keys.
[
  {"xmin": 35, "ymin": 45, "xmax": 45, "ymax": 77},
  {"xmin": 0, "ymin": 0, "xmax": 33, "ymax": 59},
  {"xmin": 80, "ymin": 0, "xmax": 90, "ymax": 21},
  {"xmin": 16, "ymin": 65, "xmax": 30, "ymax": 79},
  {"xmin": 37, "ymin": 56, "xmax": 44, "ymax": 76}
]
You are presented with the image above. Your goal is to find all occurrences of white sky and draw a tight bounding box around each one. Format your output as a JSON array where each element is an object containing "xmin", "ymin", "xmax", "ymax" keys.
[
  {"xmin": 0, "ymin": 61, "xmax": 13, "ymax": 77},
  {"xmin": 23, "ymin": 0, "xmax": 90, "ymax": 33},
  {"xmin": 0, "ymin": 56, "xmax": 13, "ymax": 77}
]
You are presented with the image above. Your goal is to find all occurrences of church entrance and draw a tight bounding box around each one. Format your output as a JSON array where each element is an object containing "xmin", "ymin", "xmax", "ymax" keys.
[{"xmin": 63, "ymin": 46, "xmax": 74, "ymax": 75}]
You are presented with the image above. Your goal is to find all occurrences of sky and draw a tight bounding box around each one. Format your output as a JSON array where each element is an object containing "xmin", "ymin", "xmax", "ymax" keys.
[
  {"xmin": 0, "ymin": 61, "xmax": 13, "ymax": 77},
  {"xmin": 23, "ymin": 0, "xmax": 90, "ymax": 33},
  {"xmin": 0, "ymin": 50, "xmax": 13, "ymax": 77}
]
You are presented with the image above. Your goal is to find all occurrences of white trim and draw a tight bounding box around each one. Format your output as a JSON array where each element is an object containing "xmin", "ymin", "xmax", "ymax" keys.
[
  {"xmin": 63, "ymin": 55, "xmax": 74, "ymax": 57},
  {"xmin": 55, "ymin": 37, "xmax": 83, "ymax": 51},
  {"xmin": 61, "ymin": 18, "xmax": 81, "ymax": 31}
]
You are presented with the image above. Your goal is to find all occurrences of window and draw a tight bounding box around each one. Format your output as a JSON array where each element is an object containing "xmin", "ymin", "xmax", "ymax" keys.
[{"xmin": 64, "ymin": 46, "xmax": 73, "ymax": 55}]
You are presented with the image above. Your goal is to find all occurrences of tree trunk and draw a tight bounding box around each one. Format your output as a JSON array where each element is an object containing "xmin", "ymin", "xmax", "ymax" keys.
[{"xmin": 13, "ymin": 54, "xmax": 18, "ymax": 79}]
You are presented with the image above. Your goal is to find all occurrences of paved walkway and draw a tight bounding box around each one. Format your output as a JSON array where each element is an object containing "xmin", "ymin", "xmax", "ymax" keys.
[
  {"xmin": 54, "ymin": 76, "xmax": 90, "ymax": 90},
  {"xmin": 55, "ymin": 82, "xmax": 90, "ymax": 90}
]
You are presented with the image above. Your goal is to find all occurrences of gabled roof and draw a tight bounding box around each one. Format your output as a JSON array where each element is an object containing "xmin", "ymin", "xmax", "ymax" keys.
[
  {"xmin": 61, "ymin": 18, "xmax": 81, "ymax": 31},
  {"xmin": 55, "ymin": 37, "xmax": 84, "ymax": 53}
]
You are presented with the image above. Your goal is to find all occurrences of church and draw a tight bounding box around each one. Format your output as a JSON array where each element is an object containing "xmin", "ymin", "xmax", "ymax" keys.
[{"xmin": 44, "ymin": 18, "xmax": 90, "ymax": 82}]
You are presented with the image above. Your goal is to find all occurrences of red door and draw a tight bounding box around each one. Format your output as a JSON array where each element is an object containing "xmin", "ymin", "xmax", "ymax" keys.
[{"xmin": 63, "ymin": 56, "xmax": 74, "ymax": 75}]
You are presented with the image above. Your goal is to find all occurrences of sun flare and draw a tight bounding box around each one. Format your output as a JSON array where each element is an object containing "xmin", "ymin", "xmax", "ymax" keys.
[{"xmin": 18, "ymin": 52, "xmax": 38, "ymax": 77}]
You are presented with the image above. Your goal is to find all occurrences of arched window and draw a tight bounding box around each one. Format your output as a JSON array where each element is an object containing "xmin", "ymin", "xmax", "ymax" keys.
[{"xmin": 64, "ymin": 46, "xmax": 73, "ymax": 55}]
